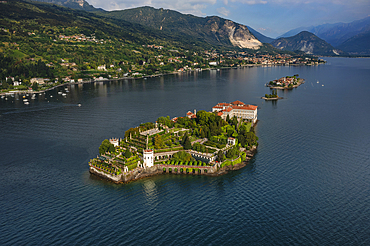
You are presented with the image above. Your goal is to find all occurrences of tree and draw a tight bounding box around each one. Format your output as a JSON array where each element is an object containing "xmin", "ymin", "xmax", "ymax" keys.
[
  {"xmin": 217, "ymin": 150, "xmax": 225, "ymax": 162},
  {"xmin": 172, "ymin": 151, "xmax": 193, "ymax": 162},
  {"xmin": 182, "ymin": 134, "xmax": 192, "ymax": 150},
  {"xmin": 226, "ymin": 146, "xmax": 240, "ymax": 159},
  {"xmin": 196, "ymin": 110, "xmax": 209, "ymax": 126},
  {"xmin": 154, "ymin": 134, "xmax": 164, "ymax": 149},
  {"xmin": 99, "ymin": 139, "xmax": 115, "ymax": 154},
  {"xmin": 124, "ymin": 149, "xmax": 132, "ymax": 158},
  {"xmin": 31, "ymin": 82, "xmax": 38, "ymax": 91}
]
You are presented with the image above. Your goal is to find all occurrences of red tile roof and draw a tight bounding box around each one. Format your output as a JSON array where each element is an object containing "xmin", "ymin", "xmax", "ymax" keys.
[{"xmin": 231, "ymin": 100, "xmax": 246, "ymax": 106}]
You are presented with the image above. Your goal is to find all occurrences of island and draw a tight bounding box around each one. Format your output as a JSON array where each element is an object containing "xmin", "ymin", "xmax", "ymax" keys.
[
  {"xmin": 89, "ymin": 101, "xmax": 259, "ymax": 183},
  {"xmin": 266, "ymin": 74, "xmax": 304, "ymax": 89},
  {"xmin": 261, "ymin": 89, "xmax": 283, "ymax": 100}
]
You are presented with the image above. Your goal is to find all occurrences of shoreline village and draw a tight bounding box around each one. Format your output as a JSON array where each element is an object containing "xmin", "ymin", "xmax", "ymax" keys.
[
  {"xmin": 89, "ymin": 101, "xmax": 259, "ymax": 183},
  {"xmin": 266, "ymin": 74, "xmax": 304, "ymax": 89}
]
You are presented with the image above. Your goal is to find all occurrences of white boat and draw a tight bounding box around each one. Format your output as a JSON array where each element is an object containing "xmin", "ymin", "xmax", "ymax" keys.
[
  {"xmin": 1, "ymin": 95, "xmax": 4, "ymax": 99},
  {"xmin": 50, "ymin": 95, "xmax": 53, "ymax": 98},
  {"xmin": 58, "ymin": 91, "xmax": 62, "ymax": 94},
  {"xmin": 317, "ymin": 81, "xmax": 319, "ymax": 83},
  {"xmin": 62, "ymin": 93, "xmax": 66, "ymax": 96},
  {"xmin": 24, "ymin": 101, "xmax": 29, "ymax": 105},
  {"xmin": 78, "ymin": 103, "xmax": 81, "ymax": 107},
  {"xmin": 23, "ymin": 99, "xmax": 28, "ymax": 102}
]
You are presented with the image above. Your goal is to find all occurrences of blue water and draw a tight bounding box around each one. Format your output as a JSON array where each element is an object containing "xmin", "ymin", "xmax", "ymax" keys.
[{"xmin": 1, "ymin": 57, "xmax": 370, "ymax": 245}]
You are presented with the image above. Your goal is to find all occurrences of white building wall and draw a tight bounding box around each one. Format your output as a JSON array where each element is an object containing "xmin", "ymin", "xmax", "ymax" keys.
[{"xmin": 143, "ymin": 150, "xmax": 154, "ymax": 168}]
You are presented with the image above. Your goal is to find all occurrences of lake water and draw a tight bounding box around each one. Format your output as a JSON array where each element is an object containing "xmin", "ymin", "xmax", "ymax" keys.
[{"xmin": 1, "ymin": 57, "xmax": 370, "ymax": 245}]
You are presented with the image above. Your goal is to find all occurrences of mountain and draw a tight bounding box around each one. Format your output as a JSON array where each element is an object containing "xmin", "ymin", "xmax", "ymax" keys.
[
  {"xmin": 279, "ymin": 16, "xmax": 370, "ymax": 50},
  {"xmin": 247, "ymin": 26, "xmax": 274, "ymax": 43},
  {"xmin": 32, "ymin": 0, "xmax": 98, "ymax": 11},
  {"xmin": 97, "ymin": 6, "xmax": 263, "ymax": 49},
  {"xmin": 271, "ymin": 31, "xmax": 346, "ymax": 56},
  {"xmin": 337, "ymin": 29, "xmax": 370, "ymax": 56}
]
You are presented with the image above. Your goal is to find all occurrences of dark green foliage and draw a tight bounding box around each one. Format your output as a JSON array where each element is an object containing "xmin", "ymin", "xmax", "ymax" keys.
[
  {"xmin": 99, "ymin": 139, "xmax": 115, "ymax": 154},
  {"xmin": 182, "ymin": 134, "xmax": 192, "ymax": 150},
  {"xmin": 226, "ymin": 146, "xmax": 240, "ymax": 159},
  {"xmin": 192, "ymin": 142, "xmax": 206, "ymax": 152},
  {"xmin": 31, "ymin": 82, "xmax": 38, "ymax": 91},
  {"xmin": 217, "ymin": 150, "xmax": 225, "ymax": 162},
  {"xmin": 124, "ymin": 149, "xmax": 132, "ymax": 158},
  {"xmin": 265, "ymin": 89, "xmax": 278, "ymax": 98},
  {"xmin": 172, "ymin": 151, "xmax": 193, "ymax": 162}
]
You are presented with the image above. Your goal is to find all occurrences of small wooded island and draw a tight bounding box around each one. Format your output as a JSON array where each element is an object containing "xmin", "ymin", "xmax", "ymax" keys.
[
  {"xmin": 89, "ymin": 101, "xmax": 259, "ymax": 183},
  {"xmin": 266, "ymin": 74, "xmax": 304, "ymax": 89},
  {"xmin": 261, "ymin": 89, "xmax": 283, "ymax": 101}
]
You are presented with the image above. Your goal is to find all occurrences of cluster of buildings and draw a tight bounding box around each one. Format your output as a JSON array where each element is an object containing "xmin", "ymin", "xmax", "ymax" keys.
[
  {"xmin": 270, "ymin": 76, "xmax": 298, "ymax": 87},
  {"xmin": 58, "ymin": 34, "xmax": 108, "ymax": 44}
]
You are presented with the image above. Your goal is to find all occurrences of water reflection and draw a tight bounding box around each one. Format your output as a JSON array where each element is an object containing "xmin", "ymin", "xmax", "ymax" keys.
[{"xmin": 142, "ymin": 179, "xmax": 158, "ymax": 202}]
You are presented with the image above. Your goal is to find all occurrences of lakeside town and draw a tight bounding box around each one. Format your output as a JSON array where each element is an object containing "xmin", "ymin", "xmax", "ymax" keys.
[
  {"xmin": 89, "ymin": 101, "xmax": 259, "ymax": 183},
  {"xmin": 0, "ymin": 39, "xmax": 325, "ymax": 95}
]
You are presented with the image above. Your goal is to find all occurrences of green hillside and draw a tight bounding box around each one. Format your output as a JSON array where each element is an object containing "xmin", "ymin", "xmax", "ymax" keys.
[{"xmin": 0, "ymin": 0, "xmax": 315, "ymax": 89}]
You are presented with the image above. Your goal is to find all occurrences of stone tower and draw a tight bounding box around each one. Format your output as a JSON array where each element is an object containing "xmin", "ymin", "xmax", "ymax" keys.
[{"xmin": 143, "ymin": 149, "xmax": 154, "ymax": 168}]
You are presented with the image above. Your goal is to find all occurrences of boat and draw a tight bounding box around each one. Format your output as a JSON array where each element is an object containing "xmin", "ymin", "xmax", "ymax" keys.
[
  {"xmin": 50, "ymin": 95, "xmax": 53, "ymax": 98},
  {"xmin": 23, "ymin": 95, "xmax": 26, "ymax": 98},
  {"xmin": 62, "ymin": 93, "xmax": 66, "ymax": 96},
  {"xmin": 24, "ymin": 101, "xmax": 29, "ymax": 105},
  {"xmin": 317, "ymin": 81, "xmax": 319, "ymax": 83},
  {"xmin": 78, "ymin": 103, "xmax": 81, "ymax": 107},
  {"xmin": 23, "ymin": 99, "xmax": 28, "ymax": 102},
  {"xmin": 1, "ymin": 95, "xmax": 4, "ymax": 99},
  {"xmin": 58, "ymin": 91, "xmax": 62, "ymax": 94}
]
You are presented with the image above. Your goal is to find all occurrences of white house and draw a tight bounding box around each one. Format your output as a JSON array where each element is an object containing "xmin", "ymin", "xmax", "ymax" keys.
[
  {"xmin": 97, "ymin": 65, "xmax": 106, "ymax": 71},
  {"xmin": 228, "ymin": 137, "xmax": 236, "ymax": 146},
  {"xmin": 13, "ymin": 81, "xmax": 21, "ymax": 86}
]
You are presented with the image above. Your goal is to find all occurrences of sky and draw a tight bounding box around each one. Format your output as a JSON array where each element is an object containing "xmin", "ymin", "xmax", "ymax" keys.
[{"xmin": 87, "ymin": 0, "xmax": 370, "ymax": 38}]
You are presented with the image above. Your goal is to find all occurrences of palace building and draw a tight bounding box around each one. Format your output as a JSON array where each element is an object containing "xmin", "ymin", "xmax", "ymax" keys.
[{"xmin": 212, "ymin": 100, "xmax": 258, "ymax": 124}]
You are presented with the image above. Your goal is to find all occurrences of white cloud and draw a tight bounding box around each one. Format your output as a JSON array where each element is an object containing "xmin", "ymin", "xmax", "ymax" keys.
[
  {"xmin": 88, "ymin": 0, "xmax": 217, "ymax": 16},
  {"xmin": 223, "ymin": 0, "xmax": 229, "ymax": 5},
  {"xmin": 217, "ymin": 7, "xmax": 230, "ymax": 16}
]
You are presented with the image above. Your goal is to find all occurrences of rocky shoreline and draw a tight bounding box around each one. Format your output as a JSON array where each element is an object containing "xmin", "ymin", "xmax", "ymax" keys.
[{"xmin": 89, "ymin": 146, "xmax": 257, "ymax": 184}]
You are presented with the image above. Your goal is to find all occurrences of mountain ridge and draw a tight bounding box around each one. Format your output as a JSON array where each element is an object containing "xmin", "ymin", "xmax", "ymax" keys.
[
  {"xmin": 271, "ymin": 31, "xmax": 346, "ymax": 56},
  {"xmin": 279, "ymin": 16, "xmax": 370, "ymax": 55},
  {"xmin": 96, "ymin": 6, "xmax": 263, "ymax": 49}
]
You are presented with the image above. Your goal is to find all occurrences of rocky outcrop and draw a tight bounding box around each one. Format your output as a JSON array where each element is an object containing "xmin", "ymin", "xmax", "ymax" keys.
[{"xmin": 222, "ymin": 21, "xmax": 262, "ymax": 49}]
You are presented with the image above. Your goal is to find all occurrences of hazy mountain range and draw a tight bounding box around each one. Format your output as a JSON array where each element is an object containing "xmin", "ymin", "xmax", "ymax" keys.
[
  {"xmin": 278, "ymin": 17, "xmax": 370, "ymax": 55},
  {"xmin": 19, "ymin": 0, "xmax": 370, "ymax": 55}
]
